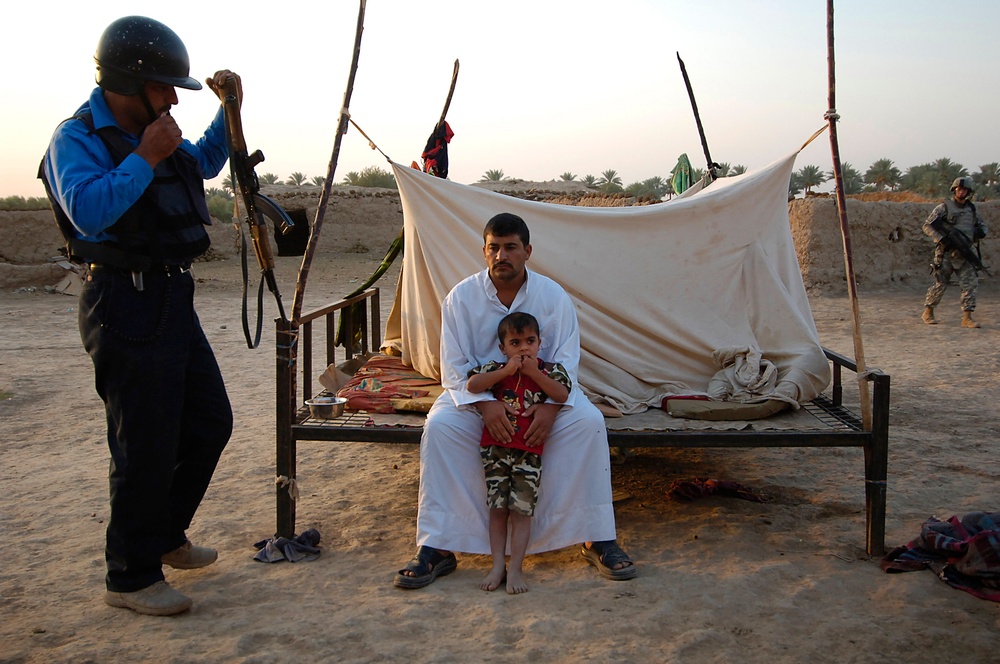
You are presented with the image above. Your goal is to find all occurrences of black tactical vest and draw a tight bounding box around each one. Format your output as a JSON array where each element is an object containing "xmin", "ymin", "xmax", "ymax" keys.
[{"xmin": 39, "ymin": 112, "xmax": 212, "ymax": 269}]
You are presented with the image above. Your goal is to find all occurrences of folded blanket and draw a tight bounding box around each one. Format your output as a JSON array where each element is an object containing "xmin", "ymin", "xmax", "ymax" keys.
[
  {"xmin": 881, "ymin": 512, "xmax": 1000, "ymax": 602},
  {"xmin": 707, "ymin": 346, "xmax": 799, "ymax": 407}
]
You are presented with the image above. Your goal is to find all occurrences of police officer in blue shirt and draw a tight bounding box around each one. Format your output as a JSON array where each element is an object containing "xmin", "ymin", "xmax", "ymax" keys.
[{"xmin": 41, "ymin": 16, "xmax": 238, "ymax": 616}]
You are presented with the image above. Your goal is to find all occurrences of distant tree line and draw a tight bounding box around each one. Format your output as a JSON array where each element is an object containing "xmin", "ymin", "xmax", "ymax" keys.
[
  {"xmin": 482, "ymin": 158, "xmax": 1000, "ymax": 202},
  {"xmin": 207, "ymin": 166, "xmax": 395, "ymax": 220},
  {"xmin": 5, "ymin": 159, "xmax": 999, "ymax": 213},
  {"xmin": 789, "ymin": 158, "xmax": 1000, "ymax": 200}
]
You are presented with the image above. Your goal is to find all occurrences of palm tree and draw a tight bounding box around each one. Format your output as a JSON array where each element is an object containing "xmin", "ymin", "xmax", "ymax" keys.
[
  {"xmin": 974, "ymin": 162, "xmax": 1000, "ymax": 190},
  {"xmin": 342, "ymin": 171, "xmax": 361, "ymax": 185},
  {"xmin": 901, "ymin": 159, "xmax": 967, "ymax": 199},
  {"xmin": 559, "ymin": 172, "xmax": 577, "ymax": 181},
  {"xmin": 311, "ymin": 175, "xmax": 325, "ymax": 186},
  {"xmin": 715, "ymin": 162, "xmax": 731, "ymax": 177},
  {"xmin": 222, "ymin": 175, "xmax": 233, "ymax": 193},
  {"xmin": 731, "ymin": 165, "xmax": 748, "ymax": 176},
  {"xmin": 286, "ymin": 172, "xmax": 307, "ymax": 186},
  {"xmin": 354, "ymin": 166, "xmax": 397, "ymax": 188},
  {"xmin": 932, "ymin": 157, "xmax": 966, "ymax": 186},
  {"xmin": 624, "ymin": 176, "xmax": 669, "ymax": 200},
  {"xmin": 581, "ymin": 174, "xmax": 598, "ymax": 188},
  {"xmin": 788, "ymin": 172, "xmax": 804, "ymax": 198},
  {"xmin": 481, "ymin": 169, "xmax": 506, "ymax": 182},
  {"xmin": 900, "ymin": 163, "xmax": 940, "ymax": 198},
  {"xmin": 829, "ymin": 162, "xmax": 864, "ymax": 195},
  {"xmin": 597, "ymin": 169, "xmax": 623, "ymax": 193},
  {"xmin": 259, "ymin": 172, "xmax": 280, "ymax": 185},
  {"xmin": 797, "ymin": 165, "xmax": 828, "ymax": 195},
  {"xmin": 863, "ymin": 158, "xmax": 902, "ymax": 191}
]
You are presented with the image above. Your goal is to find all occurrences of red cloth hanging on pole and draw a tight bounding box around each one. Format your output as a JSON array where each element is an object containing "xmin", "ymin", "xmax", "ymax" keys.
[{"xmin": 421, "ymin": 121, "xmax": 454, "ymax": 179}]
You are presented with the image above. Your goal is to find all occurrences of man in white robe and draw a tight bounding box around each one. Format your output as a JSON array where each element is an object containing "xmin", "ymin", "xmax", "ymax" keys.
[{"xmin": 394, "ymin": 213, "xmax": 636, "ymax": 588}]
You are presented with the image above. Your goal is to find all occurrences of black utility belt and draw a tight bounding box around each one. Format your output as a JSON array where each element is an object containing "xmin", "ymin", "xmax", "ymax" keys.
[{"xmin": 88, "ymin": 263, "xmax": 191, "ymax": 276}]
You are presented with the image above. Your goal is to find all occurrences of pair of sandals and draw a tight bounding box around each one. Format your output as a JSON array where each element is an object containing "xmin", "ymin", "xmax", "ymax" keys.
[{"xmin": 393, "ymin": 541, "xmax": 635, "ymax": 588}]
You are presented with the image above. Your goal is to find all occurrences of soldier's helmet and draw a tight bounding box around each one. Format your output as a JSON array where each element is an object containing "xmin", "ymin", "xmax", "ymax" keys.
[
  {"xmin": 950, "ymin": 176, "xmax": 976, "ymax": 193},
  {"xmin": 95, "ymin": 16, "xmax": 202, "ymax": 95}
]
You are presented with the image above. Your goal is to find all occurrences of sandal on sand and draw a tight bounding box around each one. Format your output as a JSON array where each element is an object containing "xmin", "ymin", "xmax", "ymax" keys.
[
  {"xmin": 581, "ymin": 541, "xmax": 637, "ymax": 580},
  {"xmin": 393, "ymin": 546, "xmax": 458, "ymax": 589}
]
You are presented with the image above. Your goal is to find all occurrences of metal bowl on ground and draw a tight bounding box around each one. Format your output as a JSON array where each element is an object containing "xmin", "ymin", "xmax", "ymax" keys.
[{"xmin": 304, "ymin": 396, "xmax": 347, "ymax": 419}]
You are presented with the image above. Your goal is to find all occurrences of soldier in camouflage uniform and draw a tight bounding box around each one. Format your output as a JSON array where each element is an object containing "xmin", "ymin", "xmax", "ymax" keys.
[
  {"xmin": 466, "ymin": 312, "xmax": 571, "ymax": 593},
  {"xmin": 921, "ymin": 177, "xmax": 989, "ymax": 328}
]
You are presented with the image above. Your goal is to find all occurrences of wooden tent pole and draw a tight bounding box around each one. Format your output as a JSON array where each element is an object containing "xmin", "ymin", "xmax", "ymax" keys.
[
  {"xmin": 826, "ymin": 0, "xmax": 872, "ymax": 429},
  {"xmin": 437, "ymin": 59, "xmax": 460, "ymax": 131},
  {"xmin": 676, "ymin": 52, "xmax": 717, "ymax": 181},
  {"xmin": 291, "ymin": 0, "xmax": 367, "ymax": 323}
]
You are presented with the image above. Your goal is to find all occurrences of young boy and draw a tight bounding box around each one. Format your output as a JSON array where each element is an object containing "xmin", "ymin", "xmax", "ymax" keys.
[{"xmin": 466, "ymin": 312, "xmax": 571, "ymax": 593}]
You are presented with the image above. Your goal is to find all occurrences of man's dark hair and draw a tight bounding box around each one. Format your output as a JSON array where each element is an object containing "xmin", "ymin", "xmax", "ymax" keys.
[
  {"xmin": 484, "ymin": 212, "xmax": 530, "ymax": 247},
  {"xmin": 497, "ymin": 312, "xmax": 539, "ymax": 344}
]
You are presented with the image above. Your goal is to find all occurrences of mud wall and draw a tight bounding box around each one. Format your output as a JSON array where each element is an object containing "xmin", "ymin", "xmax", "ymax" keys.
[
  {"xmin": 3, "ymin": 188, "xmax": 998, "ymax": 292},
  {"xmin": 789, "ymin": 198, "xmax": 999, "ymax": 291}
]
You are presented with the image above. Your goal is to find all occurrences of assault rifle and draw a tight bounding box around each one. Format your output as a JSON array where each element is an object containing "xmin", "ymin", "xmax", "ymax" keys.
[
  {"xmin": 222, "ymin": 77, "xmax": 295, "ymax": 347},
  {"xmin": 929, "ymin": 216, "xmax": 991, "ymax": 277}
]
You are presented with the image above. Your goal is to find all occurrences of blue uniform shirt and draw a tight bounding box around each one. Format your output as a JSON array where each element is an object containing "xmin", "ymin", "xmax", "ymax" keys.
[{"xmin": 43, "ymin": 87, "xmax": 229, "ymax": 243}]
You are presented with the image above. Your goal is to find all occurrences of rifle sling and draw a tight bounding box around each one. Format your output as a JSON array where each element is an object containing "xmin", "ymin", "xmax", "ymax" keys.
[{"xmin": 238, "ymin": 224, "xmax": 266, "ymax": 349}]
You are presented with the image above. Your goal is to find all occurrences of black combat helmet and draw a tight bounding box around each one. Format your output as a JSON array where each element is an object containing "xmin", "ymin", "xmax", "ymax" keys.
[
  {"xmin": 950, "ymin": 177, "xmax": 976, "ymax": 194},
  {"xmin": 94, "ymin": 16, "xmax": 202, "ymax": 95}
]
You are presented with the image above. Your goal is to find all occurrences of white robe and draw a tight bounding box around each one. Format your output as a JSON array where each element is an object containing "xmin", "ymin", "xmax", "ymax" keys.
[{"xmin": 417, "ymin": 268, "xmax": 617, "ymax": 554}]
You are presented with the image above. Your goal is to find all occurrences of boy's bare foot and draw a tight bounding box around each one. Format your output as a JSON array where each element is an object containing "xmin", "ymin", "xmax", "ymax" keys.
[
  {"xmin": 479, "ymin": 567, "xmax": 506, "ymax": 591},
  {"xmin": 506, "ymin": 568, "xmax": 529, "ymax": 594}
]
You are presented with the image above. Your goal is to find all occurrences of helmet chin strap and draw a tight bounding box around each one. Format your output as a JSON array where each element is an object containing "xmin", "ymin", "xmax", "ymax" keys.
[{"xmin": 138, "ymin": 87, "xmax": 159, "ymax": 125}]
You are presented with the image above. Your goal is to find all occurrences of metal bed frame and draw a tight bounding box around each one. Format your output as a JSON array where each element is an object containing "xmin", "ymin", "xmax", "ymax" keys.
[{"xmin": 275, "ymin": 288, "xmax": 890, "ymax": 555}]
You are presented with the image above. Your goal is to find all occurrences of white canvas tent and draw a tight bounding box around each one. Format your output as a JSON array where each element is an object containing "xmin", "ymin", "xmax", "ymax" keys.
[{"xmin": 383, "ymin": 151, "xmax": 830, "ymax": 415}]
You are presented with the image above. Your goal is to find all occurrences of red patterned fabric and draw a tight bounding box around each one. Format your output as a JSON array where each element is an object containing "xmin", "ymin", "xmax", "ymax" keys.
[{"xmin": 336, "ymin": 354, "xmax": 438, "ymax": 414}]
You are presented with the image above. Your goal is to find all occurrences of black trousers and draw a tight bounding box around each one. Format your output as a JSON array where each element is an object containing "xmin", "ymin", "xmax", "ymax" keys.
[{"xmin": 79, "ymin": 267, "xmax": 232, "ymax": 592}]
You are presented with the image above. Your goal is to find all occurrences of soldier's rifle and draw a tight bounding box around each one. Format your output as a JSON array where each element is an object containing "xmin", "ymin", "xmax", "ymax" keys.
[
  {"xmin": 222, "ymin": 77, "xmax": 296, "ymax": 348},
  {"xmin": 929, "ymin": 217, "xmax": 991, "ymax": 276}
]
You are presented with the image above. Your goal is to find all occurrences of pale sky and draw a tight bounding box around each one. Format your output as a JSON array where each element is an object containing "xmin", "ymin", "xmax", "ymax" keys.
[{"xmin": 3, "ymin": 1, "xmax": 998, "ymax": 198}]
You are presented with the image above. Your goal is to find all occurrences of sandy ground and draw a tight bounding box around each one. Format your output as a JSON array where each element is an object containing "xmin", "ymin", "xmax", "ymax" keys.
[{"xmin": 1, "ymin": 251, "xmax": 998, "ymax": 663}]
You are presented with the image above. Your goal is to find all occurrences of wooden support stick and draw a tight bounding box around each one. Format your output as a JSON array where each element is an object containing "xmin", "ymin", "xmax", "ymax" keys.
[
  {"xmin": 437, "ymin": 59, "xmax": 459, "ymax": 131},
  {"xmin": 826, "ymin": 0, "xmax": 872, "ymax": 429},
  {"xmin": 292, "ymin": 0, "xmax": 367, "ymax": 324}
]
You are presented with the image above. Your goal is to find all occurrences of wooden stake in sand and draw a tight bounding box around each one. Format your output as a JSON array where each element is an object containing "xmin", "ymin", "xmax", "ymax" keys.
[
  {"xmin": 275, "ymin": 0, "xmax": 366, "ymax": 534},
  {"xmin": 825, "ymin": 0, "xmax": 872, "ymax": 430},
  {"xmin": 291, "ymin": 0, "xmax": 367, "ymax": 323}
]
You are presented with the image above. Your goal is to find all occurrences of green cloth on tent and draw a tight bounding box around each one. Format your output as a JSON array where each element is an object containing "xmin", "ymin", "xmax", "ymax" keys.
[
  {"xmin": 336, "ymin": 229, "xmax": 403, "ymax": 349},
  {"xmin": 671, "ymin": 153, "xmax": 693, "ymax": 195}
]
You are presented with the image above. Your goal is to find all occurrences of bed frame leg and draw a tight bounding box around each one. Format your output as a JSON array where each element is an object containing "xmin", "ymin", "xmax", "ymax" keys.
[
  {"xmin": 864, "ymin": 373, "xmax": 890, "ymax": 557},
  {"xmin": 276, "ymin": 319, "xmax": 298, "ymax": 538}
]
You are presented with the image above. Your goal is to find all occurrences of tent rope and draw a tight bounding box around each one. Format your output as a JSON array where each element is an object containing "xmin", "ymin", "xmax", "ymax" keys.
[
  {"xmin": 348, "ymin": 118, "xmax": 392, "ymax": 163},
  {"xmin": 799, "ymin": 124, "xmax": 829, "ymax": 152}
]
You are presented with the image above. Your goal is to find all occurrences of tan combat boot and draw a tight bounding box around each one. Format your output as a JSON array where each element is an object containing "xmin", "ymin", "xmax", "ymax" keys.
[
  {"xmin": 961, "ymin": 311, "xmax": 981, "ymax": 328},
  {"xmin": 921, "ymin": 306, "xmax": 937, "ymax": 325}
]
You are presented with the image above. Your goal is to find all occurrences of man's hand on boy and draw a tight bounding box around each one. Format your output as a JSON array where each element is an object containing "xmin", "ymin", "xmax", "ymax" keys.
[
  {"xmin": 521, "ymin": 403, "xmax": 560, "ymax": 447},
  {"xmin": 475, "ymin": 400, "xmax": 517, "ymax": 443}
]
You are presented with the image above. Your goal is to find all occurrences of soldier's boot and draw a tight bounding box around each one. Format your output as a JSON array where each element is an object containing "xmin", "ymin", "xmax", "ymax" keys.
[
  {"xmin": 921, "ymin": 306, "xmax": 937, "ymax": 325},
  {"xmin": 961, "ymin": 311, "xmax": 981, "ymax": 329}
]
